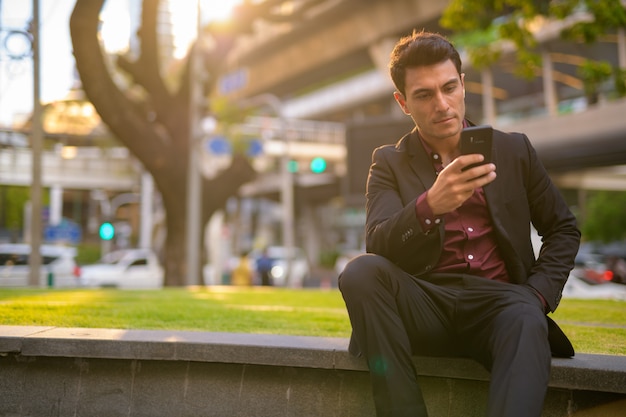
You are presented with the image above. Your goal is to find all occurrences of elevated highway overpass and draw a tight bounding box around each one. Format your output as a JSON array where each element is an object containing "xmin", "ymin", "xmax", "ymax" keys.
[
  {"xmin": 0, "ymin": 147, "xmax": 139, "ymax": 191},
  {"xmin": 505, "ymin": 99, "xmax": 626, "ymax": 172},
  {"xmin": 219, "ymin": 0, "xmax": 626, "ymax": 194}
]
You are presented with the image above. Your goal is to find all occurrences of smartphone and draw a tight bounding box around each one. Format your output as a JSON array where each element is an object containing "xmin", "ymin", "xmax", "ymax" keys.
[{"xmin": 460, "ymin": 125, "xmax": 493, "ymax": 171}]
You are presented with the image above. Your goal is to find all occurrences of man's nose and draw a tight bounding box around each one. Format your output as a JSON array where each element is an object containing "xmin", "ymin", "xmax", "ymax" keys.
[{"xmin": 433, "ymin": 91, "xmax": 449, "ymax": 111}]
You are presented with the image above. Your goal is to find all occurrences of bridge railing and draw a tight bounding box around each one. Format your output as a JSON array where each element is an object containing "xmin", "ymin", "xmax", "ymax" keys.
[{"xmin": 0, "ymin": 146, "xmax": 139, "ymax": 190}]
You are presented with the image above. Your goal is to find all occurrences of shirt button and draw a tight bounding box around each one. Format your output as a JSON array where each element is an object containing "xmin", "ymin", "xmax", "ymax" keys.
[
  {"xmin": 425, "ymin": 219, "xmax": 432, "ymax": 225},
  {"xmin": 468, "ymin": 254, "xmax": 474, "ymax": 260},
  {"xmin": 468, "ymin": 227, "xmax": 474, "ymax": 232},
  {"xmin": 435, "ymin": 218, "xmax": 441, "ymax": 224}
]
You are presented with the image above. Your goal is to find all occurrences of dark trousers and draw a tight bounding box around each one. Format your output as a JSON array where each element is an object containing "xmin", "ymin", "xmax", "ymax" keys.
[
  {"xmin": 339, "ymin": 254, "xmax": 551, "ymax": 417},
  {"xmin": 261, "ymin": 272, "xmax": 272, "ymax": 286}
]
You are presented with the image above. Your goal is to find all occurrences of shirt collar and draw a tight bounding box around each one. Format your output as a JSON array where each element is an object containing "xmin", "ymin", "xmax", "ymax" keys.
[{"xmin": 417, "ymin": 119, "xmax": 469, "ymax": 171}]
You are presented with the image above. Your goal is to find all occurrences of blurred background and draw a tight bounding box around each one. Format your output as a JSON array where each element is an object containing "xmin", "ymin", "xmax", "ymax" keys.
[{"xmin": 0, "ymin": 0, "xmax": 625, "ymax": 291}]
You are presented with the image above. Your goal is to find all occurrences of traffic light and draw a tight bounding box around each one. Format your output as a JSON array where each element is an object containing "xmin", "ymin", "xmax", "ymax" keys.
[
  {"xmin": 310, "ymin": 157, "xmax": 327, "ymax": 173},
  {"xmin": 99, "ymin": 222, "xmax": 115, "ymax": 241},
  {"xmin": 287, "ymin": 160, "xmax": 299, "ymax": 173}
]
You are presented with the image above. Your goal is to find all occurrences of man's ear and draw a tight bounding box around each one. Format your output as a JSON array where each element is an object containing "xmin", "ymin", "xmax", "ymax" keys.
[{"xmin": 393, "ymin": 91, "xmax": 411, "ymax": 115}]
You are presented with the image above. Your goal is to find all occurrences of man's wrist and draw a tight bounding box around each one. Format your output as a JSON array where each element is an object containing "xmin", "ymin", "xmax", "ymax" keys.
[{"xmin": 415, "ymin": 192, "xmax": 443, "ymax": 233}]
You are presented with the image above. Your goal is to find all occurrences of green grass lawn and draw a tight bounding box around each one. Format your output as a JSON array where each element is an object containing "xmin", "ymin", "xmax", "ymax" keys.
[{"xmin": 0, "ymin": 287, "xmax": 624, "ymax": 355}]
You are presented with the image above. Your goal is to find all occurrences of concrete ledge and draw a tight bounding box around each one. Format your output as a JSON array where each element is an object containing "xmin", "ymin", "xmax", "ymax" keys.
[{"xmin": 1, "ymin": 325, "xmax": 625, "ymax": 416}]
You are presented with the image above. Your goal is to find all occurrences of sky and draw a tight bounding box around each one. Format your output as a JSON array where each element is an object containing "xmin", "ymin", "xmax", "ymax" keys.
[
  {"xmin": 0, "ymin": 0, "xmax": 237, "ymax": 128},
  {"xmin": 0, "ymin": 0, "xmax": 76, "ymax": 126}
]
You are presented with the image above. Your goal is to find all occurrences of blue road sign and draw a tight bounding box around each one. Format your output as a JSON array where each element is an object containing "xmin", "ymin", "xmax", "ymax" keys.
[
  {"xmin": 44, "ymin": 219, "xmax": 82, "ymax": 244},
  {"xmin": 247, "ymin": 139, "xmax": 263, "ymax": 157},
  {"xmin": 206, "ymin": 136, "xmax": 232, "ymax": 155}
]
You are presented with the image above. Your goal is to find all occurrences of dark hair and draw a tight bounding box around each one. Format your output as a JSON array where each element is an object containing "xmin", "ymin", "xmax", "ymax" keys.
[{"xmin": 389, "ymin": 30, "xmax": 462, "ymax": 96}]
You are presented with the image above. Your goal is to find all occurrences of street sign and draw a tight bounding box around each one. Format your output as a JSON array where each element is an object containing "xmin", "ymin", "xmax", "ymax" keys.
[
  {"xmin": 247, "ymin": 139, "xmax": 263, "ymax": 157},
  {"xmin": 44, "ymin": 219, "xmax": 82, "ymax": 244},
  {"xmin": 205, "ymin": 136, "xmax": 231, "ymax": 155},
  {"xmin": 219, "ymin": 68, "xmax": 248, "ymax": 95}
]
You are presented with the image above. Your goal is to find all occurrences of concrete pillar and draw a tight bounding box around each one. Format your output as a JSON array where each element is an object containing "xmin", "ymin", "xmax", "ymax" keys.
[
  {"xmin": 206, "ymin": 210, "xmax": 225, "ymax": 285},
  {"xmin": 139, "ymin": 172, "xmax": 154, "ymax": 249},
  {"xmin": 618, "ymin": 27, "xmax": 626, "ymax": 69},
  {"xmin": 49, "ymin": 185, "xmax": 63, "ymax": 226},
  {"xmin": 577, "ymin": 188, "xmax": 587, "ymax": 225},
  {"xmin": 542, "ymin": 48, "xmax": 558, "ymax": 117},
  {"xmin": 368, "ymin": 37, "xmax": 397, "ymax": 74},
  {"xmin": 481, "ymin": 68, "xmax": 496, "ymax": 125},
  {"xmin": 301, "ymin": 204, "xmax": 320, "ymax": 272}
]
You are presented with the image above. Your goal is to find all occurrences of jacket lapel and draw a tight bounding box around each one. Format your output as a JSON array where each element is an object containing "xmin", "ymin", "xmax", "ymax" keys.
[{"xmin": 404, "ymin": 129, "xmax": 437, "ymax": 191}]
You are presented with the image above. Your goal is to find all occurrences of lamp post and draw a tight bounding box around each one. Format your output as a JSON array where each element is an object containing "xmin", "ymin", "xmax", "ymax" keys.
[
  {"xmin": 28, "ymin": 0, "xmax": 43, "ymax": 286},
  {"xmin": 185, "ymin": 0, "xmax": 203, "ymax": 286}
]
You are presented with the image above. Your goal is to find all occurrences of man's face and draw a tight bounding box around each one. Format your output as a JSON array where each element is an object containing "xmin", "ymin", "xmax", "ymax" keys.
[{"xmin": 393, "ymin": 59, "xmax": 466, "ymax": 146}]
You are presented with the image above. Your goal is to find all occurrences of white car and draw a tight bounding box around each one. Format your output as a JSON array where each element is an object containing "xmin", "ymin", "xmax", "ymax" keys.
[
  {"xmin": 562, "ymin": 272, "xmax": 626, "ymax": 301},
  {"xmin": 249, "ymin": 246, "xmax": 310, "ymax": 287},
  {"xmin": 0, "ymin": 243, "xmax": 80, "ymax": 287},
  {"xmin": 80, "ymin": 249, "xmax": 163, "ymax": 289}
]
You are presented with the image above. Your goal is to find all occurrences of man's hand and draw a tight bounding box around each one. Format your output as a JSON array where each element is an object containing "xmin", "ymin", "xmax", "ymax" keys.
[{"xmin": 426, "ymin": 154, "xmax": 496, "ymax": 216}]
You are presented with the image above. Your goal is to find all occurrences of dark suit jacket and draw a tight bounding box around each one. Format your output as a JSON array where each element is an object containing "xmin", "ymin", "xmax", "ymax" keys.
[{"xmin": 363, "ymin": 126, "xmax": 581, "ymax": 356}]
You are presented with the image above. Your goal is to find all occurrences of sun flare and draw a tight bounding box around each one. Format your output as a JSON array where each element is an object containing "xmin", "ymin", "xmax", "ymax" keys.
[
  {"xmin": 169, "ymin": 0, "xmax": 244, "ymax": 58},
  {"xmin": 202, "ymin": 0, "xmax": 244, "ymax": 22}
]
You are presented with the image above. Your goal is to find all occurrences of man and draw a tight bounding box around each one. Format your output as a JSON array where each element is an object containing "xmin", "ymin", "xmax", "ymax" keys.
[
  {"xmin": 338, "ymin": 31, "xmax": 580, "ymax": 417},
  {"xmin": 257, "ymin": 248, "xmax": 273, "ymax": 286}
]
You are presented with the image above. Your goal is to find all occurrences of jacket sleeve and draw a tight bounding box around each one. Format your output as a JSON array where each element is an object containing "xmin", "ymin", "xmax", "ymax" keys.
[
  {"xmin": 364, "ymin": 145, "xmax": 442, "ymax": 275},
  {"xmin": 520, "ymin": 134, "xmax": 581, "ymax": 311}
]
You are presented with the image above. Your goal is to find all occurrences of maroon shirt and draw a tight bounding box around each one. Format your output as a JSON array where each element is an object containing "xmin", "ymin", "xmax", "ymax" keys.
[{"xmin": 414, "ymin": 132, "xmax": 510, "ymax": 282}]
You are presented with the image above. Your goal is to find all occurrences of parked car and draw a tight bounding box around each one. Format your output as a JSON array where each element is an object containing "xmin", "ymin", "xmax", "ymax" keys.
[
  {"xmin": 0, "ymin": 243, "xmax": 80, "ymax": 287},
  {"xmin": 605, "ymin": 256, "xmax": 626, "ymax": 284},
  {"xmin": 80, "ymin": 248, "xmax": 163, "ymax": 289},
  {"xmin": 563, "ymin": 271, "xmax": 626, "ymax": 300},
  {"xmin": 571, "ymin": 257, "xmax": 613, "ymax": 284},
  {"xmin": 573, "ymin": 241, "xmax": 626, "ymax": 285},
  {"xmin": 248, "ymin": 246, "xmax": 310, "ymax": 287}
]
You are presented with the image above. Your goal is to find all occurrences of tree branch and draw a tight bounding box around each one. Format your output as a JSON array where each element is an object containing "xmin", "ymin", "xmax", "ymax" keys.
[{"xmin": 70, "ymin": 0, "xmax": 172, "ymax": 175}]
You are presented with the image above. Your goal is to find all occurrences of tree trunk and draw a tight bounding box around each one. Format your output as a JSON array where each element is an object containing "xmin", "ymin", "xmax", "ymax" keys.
[{"xmin": 70, "ymin": 0, "xmax": 255, "ymax": 286}]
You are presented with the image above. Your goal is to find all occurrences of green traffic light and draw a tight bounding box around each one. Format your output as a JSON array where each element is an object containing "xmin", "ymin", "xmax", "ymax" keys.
[
  {"xmin": 310, "ymin": 157, "xmax": 327, "ymax": 173},
  {"xmin": 99, "ymin": 222, "xmax": 115, "ymax": 240},
  {"xmin": 287, "ymin": 160, "xmax": 299, "ymax": 173}
]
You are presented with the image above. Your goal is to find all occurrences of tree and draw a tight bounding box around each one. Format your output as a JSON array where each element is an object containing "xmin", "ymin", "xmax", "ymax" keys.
[
  {"xmin": 581, "ymin": 190, "xmax": 626, "ymax": 243},
  {"xmin": 441, "ymin": 0, "xmax": 626, "ymax": 99},
  {"xmin": 69, "ymin": 0, "xmax": 331, "ymax": 285},
  {"xmin": 69, "ymin": 0, "xmax": 256, "ymax": 285},
  {"xmin": 0, "ymin": 186, "xmax": 34, "ymax": 240}
]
